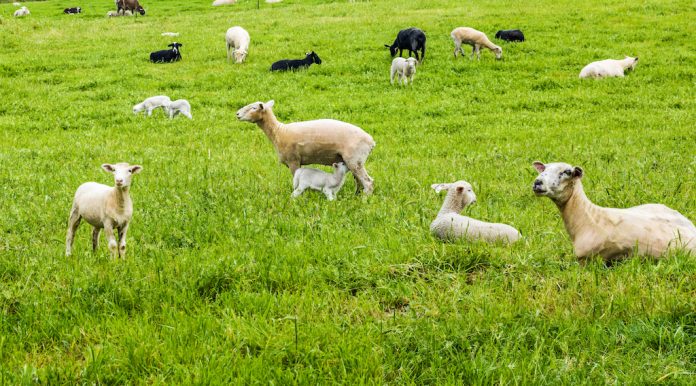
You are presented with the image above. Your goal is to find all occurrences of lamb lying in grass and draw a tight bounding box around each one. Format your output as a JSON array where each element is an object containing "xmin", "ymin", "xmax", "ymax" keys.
[
  {"xmin": 133, "ymin": 95, "xmax": 171, "ymax": 116},
  {"xmin": 292, "ymin": 162, "xmax": 349, "ymax": 200},
  {"xmin": 579, "ymin": 56, "xmax": 638, "ymax": 78},
  {"xmin": 430, "ymin": 180, "xmax": 521, "ymax": 243}
]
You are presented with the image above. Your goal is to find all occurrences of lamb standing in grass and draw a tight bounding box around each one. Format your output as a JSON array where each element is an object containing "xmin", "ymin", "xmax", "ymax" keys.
[
  {"xmin": 66, "ymin": 163, "xmax": 143, "ymax": 258},
  {"xmin": 451, "ymin": 27, "xmax": 502, "ymax": 60},
  {"xmin": 532, "ymin": 161, "xmax": 696, "ymax": 260},
  {"xmin": 236, "ymin": 100, "xmax": 376, "ymax": 195},
  {"xmin": 167, "ymin": 99, "xmax": 192, "ymax": 119},
  {"xmin": 390, "ymin": 57, "xmax": 417, "ymax": 85},
  {"xmin": 133, "ymin": 95, "xmax": 171, "ymax": 116},
  {"xmin": 292, "ymin": 162, "xmax": 349, "ymax": 200},
  {"xmin": 225, "ymin": 26, "xmax": 250, "ymax": 64},
  {"xmin": 579, "ymin": 56, "xmax": 638, "ymax": 78},
  {"xmin": 430, "ymin": 181, "xmax": 521, "ymax": 243}
]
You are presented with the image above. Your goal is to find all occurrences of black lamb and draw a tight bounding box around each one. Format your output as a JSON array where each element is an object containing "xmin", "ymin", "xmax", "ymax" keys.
[
  {"xmin": 150, "ymin": 43, "xmax": 182, "ymax": 63},
  {"xmin": 384, "ymin": 27, "xmax": 426, "ymax": 62},
  {"xmin": 270, "ymin": 51, "xmax": 322, "ymax": 72},
  {"xmin": 495, "ymin": 29, "xmax": 525, "ymax": 42},
  {"xmin": 63, "ymin": 7, "xmax": 81, "ymax": 14}
]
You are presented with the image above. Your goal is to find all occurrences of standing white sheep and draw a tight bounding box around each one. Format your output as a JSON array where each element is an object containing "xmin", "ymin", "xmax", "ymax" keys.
[
  {"xmin": 14, "ymin": 6, "xmax": 30, "ymax": 17},
  {"xmin": 66, "ymin": 163, "xmax": 143, "ymax": 258},
  {"xmin": 168, "ymin": 99, "xmax": 192, "ymax": 119},
  {"xmin": 579, "ymin": 56, "xmax": 638, "ymax": 78},
  {"xmin": 133, "ymin": 95, "xmax": 171, "ymax": 116},
  {"xmin": 451, "ymin": 27, "xmax": 502, "ymax": 60},
  {"xmin": 292, "ymin": 162, "xmax": 350, "ymax": 200},
  {"xmin": 225, "ymin": 26, "xmax": 250, "ymax": 63},
  {"xmin": 390, "ymin": 57, "xmax": 418, "ymax": 85}
]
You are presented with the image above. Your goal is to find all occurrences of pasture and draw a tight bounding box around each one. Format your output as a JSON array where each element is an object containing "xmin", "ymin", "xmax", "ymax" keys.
[{"xmin": 1, "ymin": 0, "xmax": 695, "ymax": 383}]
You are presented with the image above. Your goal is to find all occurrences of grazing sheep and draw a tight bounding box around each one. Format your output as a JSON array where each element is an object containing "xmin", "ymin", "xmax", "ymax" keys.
[
  {"xmin": 161, "ymin": 32, "xmax": 179, "ymax": 37},
  {"xmin": 13, "ymin": 6, "xmax": 29, "ymax": 17},
  {"xmin": 292, "ymin": 162, "xmax": 350, "ymax": 200},
  {"xmin": 133, "ymin": 95, "xmax": 171, "ymax": 116},
  {"xmin": 495, "ymin": 29, "xmax": 525, "ymax": 42},
  {"xmin": 167, "ymin": 99, "xmax": 192, "ymax": 119},
  {"xmin": 270, "ymin": 51, "xmax": 322, "ymax": 72},
  {"xmin": 150, "ymin": 42, "xmax": 182, "ymax": 63},
  {"xmin": 430, "ymin": 181, "xmax": 521, "ymax": 243},
  {"xmin": 236, "ymin": 100, "xmax": 376, "ymax": 195},
  {"xmin": 63, "ymin": 7, "xmax": 81, "ymax": 14},
  {"xmin": 579, "ymin": 57, "xmax": 638, "ymax": 79},
  {"xmin": 66, "ymin": 163, "xmax": 143, "ymax": 258},
  {"xmin": 451, "ymin": 27, "xmax": 502, "ymax": 60},
  {"xmin": 390, "ymin": 57, "xmax": 418, "ymax": 85},
  {"xmin": 532, "ymin": 161, "xmax": 696, "ymax": 260},
  {"xmin": 225, "ymin": 26, "xmax": 250, "ymax": 64},
  {"xmin": 385, "ymin": 27, "xmax": 426, "ymax": 62},
  {"xmin": 117, "ymin": 0, "xmax": 145, "ymax": 15},
  {"xmin": 212, "ymin": 0, "xmax": 236, "ymax": 5}
]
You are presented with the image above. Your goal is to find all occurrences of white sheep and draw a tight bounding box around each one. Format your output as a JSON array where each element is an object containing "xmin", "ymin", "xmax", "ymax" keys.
[
  {"xmin": 579, "ymin": 56, "xmax": 639, "ymax": 78},
  {"xmin": 66, "ymin": 163, "xmax": 143, "ymax": 258},
  {"xmin": 14, "ymin": 6, "xmax": 30, "ymax": 17},
  {"xmin": 212, "ymin": 0, "xmax": 236, "ymax": 5},
  {"xmin": 451, "ymin": 27, "xmax": 502, "ymax": 60},
  {"xmin": 13, "ymin": 2, "xmax": 22, "ymax": 6},
  {"xmin": 161, "ymin": 32, "xmax": 180, "ymax": 37},
  {"xmin": 292, "ymin": 162, "xmax": 350, "ymax": 200},
  {"xmin": 133, "ymin": 95, "xmax": 171, "ymax": 116},
  {"xmin": 107, "ymin": 10, "xmax": 132, "ymax": 17},
  {"xmin": 430, "ymin": 181, "xmax": 521, "ymax": 243},
  {"xmin": 390, "ymin": 57, "xmax": 417, "ymax": 85},
  {"xmin": 167, "ymin": 99, "xmax": 192, "ymax": 119},
  {"xmin": 225, "ymin": 26, "xmax": 250, "ymax": 63},
  {"xmin": 532, "ymin": 161, "xmax": 696, "ymax": 260}
]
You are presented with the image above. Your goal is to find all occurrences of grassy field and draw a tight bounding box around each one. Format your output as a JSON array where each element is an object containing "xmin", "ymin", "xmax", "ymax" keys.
[{"xmin": 1, "ymin": 0, "xmax": 695, "ymax": 383}]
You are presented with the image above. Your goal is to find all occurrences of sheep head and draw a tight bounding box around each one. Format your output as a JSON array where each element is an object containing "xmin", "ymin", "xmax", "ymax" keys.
[
  {"xmin": 432, "ymin": 180, "xmax": 477, "ymax": 211},
  {"xmin": 494, "ymin": 46, "xmax": 503, "ymax": 60},
  {"xmin": 234, "ymin": 49, "xmax": 247, "ymax": 63},
  {"xmin": 532, "ymin": 161, "xmax": 583, "ymax": 202},
  {"xmin": 236, "ymin": 100, "xmax": 275, "ymax": 123},
  {"xmin": 102, "ymin": 163, "xmax": 143, "ymax": 189}
]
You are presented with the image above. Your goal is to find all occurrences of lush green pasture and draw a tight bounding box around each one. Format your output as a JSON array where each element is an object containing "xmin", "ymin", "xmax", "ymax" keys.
[{"xmin": 1, "ymin": 0, "xmax": 695, "ymax": 383}]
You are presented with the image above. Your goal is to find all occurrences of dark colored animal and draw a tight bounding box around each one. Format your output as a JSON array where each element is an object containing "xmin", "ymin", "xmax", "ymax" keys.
[
  {"xmin": 270, "ymin": 51, "xmax": 322, "ymax": 72},
  {"xmin": 117, "ymin": 0, "xmax": 145, "ymax": 15},
  {"xmin": 63, "ymin": 7, "xmax": 81, "ymax": 14},
  {"xmin": 150, "ymin": 43, "xmax": 182, "ymax": 63},
  {"xmin": 495, "ymin": 29, "xmax": 525, "ymax": 42},
  {"xmin": 384, "ymin": 27, "xmax": 426, "ymax": 62}
]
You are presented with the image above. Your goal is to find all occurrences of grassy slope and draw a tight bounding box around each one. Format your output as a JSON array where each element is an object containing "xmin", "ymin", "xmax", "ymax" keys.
[{"xmin": 0, "ymin": 0, "xmax": 695, "ymax": 383}]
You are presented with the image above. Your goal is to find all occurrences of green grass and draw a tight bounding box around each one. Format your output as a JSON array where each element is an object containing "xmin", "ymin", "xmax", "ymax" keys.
[{"xmin": 1, "ymin": 0, "xmax": 695, "ymax": 383}]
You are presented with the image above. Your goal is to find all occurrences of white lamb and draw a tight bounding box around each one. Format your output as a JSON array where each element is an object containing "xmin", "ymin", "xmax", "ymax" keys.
[
  {"xmin": 66, "ymin": 163, "xmax": 143, "ymax": 258},
  {"xmin": 430, "ymin": 180, "xmax": 521, "ymax": 243},
  {"xmin": 108, "ymin": 10, "xmax": 132, "ymax": 17},
  {"xmin": 212, "ymin": 0, "xmax": 236, "ymax": 5},
  {"xmin": 133, "ymin": 95, "xmax": 171, "ymax": 116},
  {"xmin": 225, "ymin": 26, "xmax": 250, "ymax": 63},
  {"xmin": 13, "ymin": 2, "xmax": 22, "ymax": 6},
  {"xmin": 390, "ymin": 57, "xmax": 417, "ymax": 85},
  {"xmin": 451, "ymin": 27, "xmax": 502, "ymax": 60},
  {"xmin": 579, "ymin": 56, "xmax": 639, "ymax": 78},
  {"xmin": 167, "ymin": 99, "xmax": 192, "ymax": 119},
  {"xmin": 161, "ymin": 32, "xmax": 180, "ymax": 37},
  {"xmin": 292, "ymin": 162, "xmax": 350, "ymax": 200},
  {"xmin": 14, "ymin": 6, "xmax": 30, "ymax": 17}
]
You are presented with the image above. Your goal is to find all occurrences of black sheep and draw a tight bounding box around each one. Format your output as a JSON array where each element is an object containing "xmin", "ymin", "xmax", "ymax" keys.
[
  {"xmin": 63, "ymin": 7, "xmax": 81, "ymax": 14},
  {"xmin": 150, "ymin": 43, "xmax": 182, "ymax": 63},
  {"xmin": 495, "ymin": 29, "xmax": 525, "ymax": 42},
  {"xmin": 270, "ymin": 51, "xmax": 322, "ymax": 72},
  {"xmin": 384, "ymin": 27, "xmax": 426, "ymax": 62}
]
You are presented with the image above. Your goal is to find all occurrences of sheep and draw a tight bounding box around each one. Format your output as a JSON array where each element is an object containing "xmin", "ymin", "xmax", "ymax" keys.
[
  {"xmin": 532, "ymin": 161, "xmax": 696, "ymax": 261},
  {"xmin": 117, "ymin": 0, "xmax": 145, "ymax": 15},
  {"xmin": 212, "ymin": 0, "xmax": 236, "ymax": 5},
  {"xmin": 390, "ymin": 57, "xmax": 417, "ymax": 85},
  {"xmin": 430, "ymin": 181, "xmax": 521, "ymax": 243},
  {"xmin": 384, "ymin": 27, "xmax": 426, "ymax": 62},
  {"xmin": 66, "ymin": 163, "xmax": 143, "ymax": 258},
  {"xmin": 167, "ymin": 99, "xmax": 192, "ymax": 119},
  {"xmin": 451, "ymin": 27, "xmax": 502, "ymax": 60},
  {"xmin": 63, "ymin": 7, "xmax": 81, "ymax": 14},
  {"xmin": 13, "ymin": 2, "xmax": 21, "ymax": 6},
  {"xmin": 266, "ymin": 0, "xmax": 282, "ymax": 3},
  {"xmin": 107, "ymin": 10, "xmax": 132, "ymax": 17},
  {"xmin": 225, "ymin": 26, "xmax": 250, "ymax": 64},
  {"xmin": 150, "ymin": 42, "xmax": 182, "ymax": 63},
  {"xmin": 161, "ymin": 32, "xmax": 179, "ymax": 37},
  {"xmin": 13, "ymin": 6, "xmax": 29, "ymax": 17},
  {"xmin": 236, "ymin": 100, "xmax": 376, "ymax": 195},
  {"xmin": 495, "ymin": 29, "xmax": 525, "ymax": 42},
  {"xmin": 270, "ymin": 51, "xmax": 322, "ymax": 72},
  {"xmin": 133, "ymin": 95, "xmax": 171, "ymax": 116},
  {"xmin": 292, "ymin": 162, "xmax": 350, "ymax": 200},
  {"xmin": 579, "ymin": 56, "xmax": 638, "ymax": 79}
]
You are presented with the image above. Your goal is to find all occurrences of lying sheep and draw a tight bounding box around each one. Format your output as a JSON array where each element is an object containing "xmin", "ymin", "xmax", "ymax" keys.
[
  {"xmin": 532, "ymin": 161, "xmax": 696, "ymax": 260},
  {"xmin": 390, "ymin": 57, "xmax": 417, "ymax": 85},
  {"xmin": 107, "ymin": 10, "xmax": 133, "ymax": 17},
  {"xmin": 430, "ymin": 181, "xmax": 521, "ymax": 243},
  {"xmin": 212, "ymin": 0, "xmax": 236, "ymax": 5},
  {"xmin": 14, "ymin": 6, "xmax": 29, "ymax": 17},
  {"xmin": 13, "ymin": 2, "xmax": 21, "ymax": 6},
  {"xmin": 579, "ymin": 56, "xmax": 638, "ymax": 78},
  {"xmin": 168, "ymin": 99, "xmax": 192, "ymax": 119},
  {"xmin": 236, "ymin": 100, "xmax": 376, "ymax": 195},
  {"xmin": 161, "ymin": 32, "xmax": 179, "ymax": 37},
  {"xmin": 451, "ymin": 27, "xmax": 502, "ymax": 60},
  {"xmin": 66, "ymin": 163, "xmax": 143, "ymax": 258},
  {"xmin": 292, "ymin": 162, "xmax": 349, "ymax": 200},
  {"xmin": 63, "ymin": 7, "xmax": 81, "ymax": 14},
  {"xmin": 495, "ymin": 29, "xmax": 525, "ymax": 42},
  {"xmin": 225, "ymin": 26, "xmax": 250, "ymax": 64},
  {"xmin": 150, "ymin": 42, "xmax": 182, "ymax": 63},
  {"xmin": 133, "ymin": 95, "xmax": 171, "ymax": 116},
  {"xmin": 270, "ymin": 51, "xmax": 322, "ymax": 72}
]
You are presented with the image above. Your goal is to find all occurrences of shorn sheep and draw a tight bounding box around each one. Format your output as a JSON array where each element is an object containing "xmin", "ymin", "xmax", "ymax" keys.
[
  {"xmin": 390, "ymin": 57, "xmax": 417, "ymax": 85},
  {"xmin": 430, "ymin": 181, "xmax": 521, "ymax": 243},
  {"xmin": 66, "ymin": 163, "xmax": 143, "ymax": 258},
  {"xmin": 236, "ymin": 100, "xmax": 376, "ymax": 195},
  {"xmin": 133, "ymin": 95, "xmax": 171, "ymax": 116},
  {"xmin": 579, "ymin": 56, "xmax": 638, "ymax": 78},
  {"xmin": 292, "ymin": 162, "xmax": 350, "ymax": 200},
  {"xmin": 14, "ymin": 6, "xmax": 29, "ymax": 17},
  {"xmin": 270, "ymin": 51, "xmax": 322, "ymax": 72},
  {"xmin": 385, "ymin": 27, "xmax": 426, "ymax": 62},
  {"xmin": 225, "ymin": 26, "xmax": 250, "ymax": 64},
  {"xmin": 451, "ymin": 27, "xmax": 502, "ymax": 60},
  {"xmin": 532, "ymin": 161, "xmax": 696, "ymax": 260},
  {"xmin": 167, "ymin": 99, "xmax": 192, "ymax": 119}
]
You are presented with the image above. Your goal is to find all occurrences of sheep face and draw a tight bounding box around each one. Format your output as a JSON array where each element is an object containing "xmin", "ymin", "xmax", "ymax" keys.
[
  {"xmin": 234, "ymin": 49, "xmax": 247, "ymax": 63},
  {"xmin": 432, "ymin": 181, "xmax": 477, "ymax": 207},
  {"xmin": 494, "ymin": 46, "xmax": 503, "ymax": 60},
  {"xmin": 102, "ymin": 163, "xmax": 143, "ymax": 188},
  {"xmin": 236, "ymin": 100, "xmax": 275, "ymax": 123},
  {"xmin": 626, "ymin": 56, "xmax": 638, "ymax": 71},
  {"xmin": 333, "ymin": 162, "xmax": 349, "ymax": 174},
  {"xmin": 532, "ymin": 161, "xmax": 583, "ymax": 201}
]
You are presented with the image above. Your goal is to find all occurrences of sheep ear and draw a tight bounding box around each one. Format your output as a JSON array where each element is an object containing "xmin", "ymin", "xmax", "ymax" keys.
[
  {"xmin": 384, "ymin": 44, "xmax": 391, "ymax": 48},
  {"xmin": 102, "ymin": 164, "xmax": 116, "ymax": 173},
  {"xmin": 265, "ymin": 100, "xmax": 275, "ymax": 108},
  {"xmin": 572, "ymin": 166, "xmax": 583, "ymax": 178},
  {"xmin": 130, "ymin": 165, "xmax": 143, "ymax": 174},
  {"xmin": 532, "ymin": 161, "xmax": 545, "ymax": 173},
  {"xmin": 634, "ymin": 57, "xmax": 639, "ymax": 62},
  {"xmin": 332, "ymin": 163, "xmax": 338, "ymax": 168},
  {"xmin": 456, "ymin": 186, "xmax": 465, "ymax": 193},
  {"xmin": 431, "ymin": 183, "xmax": 449, "ymax": 193}
]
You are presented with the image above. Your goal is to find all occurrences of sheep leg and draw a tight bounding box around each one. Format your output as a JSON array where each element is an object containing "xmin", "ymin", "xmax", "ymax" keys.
[
  {"xmin": 470, "ymin": 46, "xmax": 475, "ymax": 60},
  {"xmin": 146, "ymin": 107, "xmax": 153, "ymax": 117},
  {"xmin": 347, "ymin": 161, "xmax": 373, "ymax": 195},
  {"xmin": 420, "ymin": 45, "xmax": 425, "ymax": 62},
  {"xmin": 65, "ymin": 208, "xmax": 81, "ymax": 256},
  {"xmin": 227, "ymin": 43, "xmax": 231, "ymax": 62},
  {"xmin": 291, "ymin": 187, "xmax": 305, "ymax": 198},
  {"xmin": 91, "ymin": 227, "xmax": 101, "ymax": 252},
  {"xmin": 117, "ymin": 223, "xmax": 129, "ymax": 259},
  {"xmin": 390, "ymin": 68, "xmax": 395, "ymax": 84},
  {"xmin": 103, "ymin": 223, "xmax": 118, "ymax": 258},
  {"xmin": 323, "ymin": 189, "xmax": 335, "ymax": 201},
  {"xmin": 475, "ymin": 45, "xmax": 481, "ymax": 60},
  {"xmin": 453, "ymin": 42, "xmax": 459, "ymax": 58}
]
